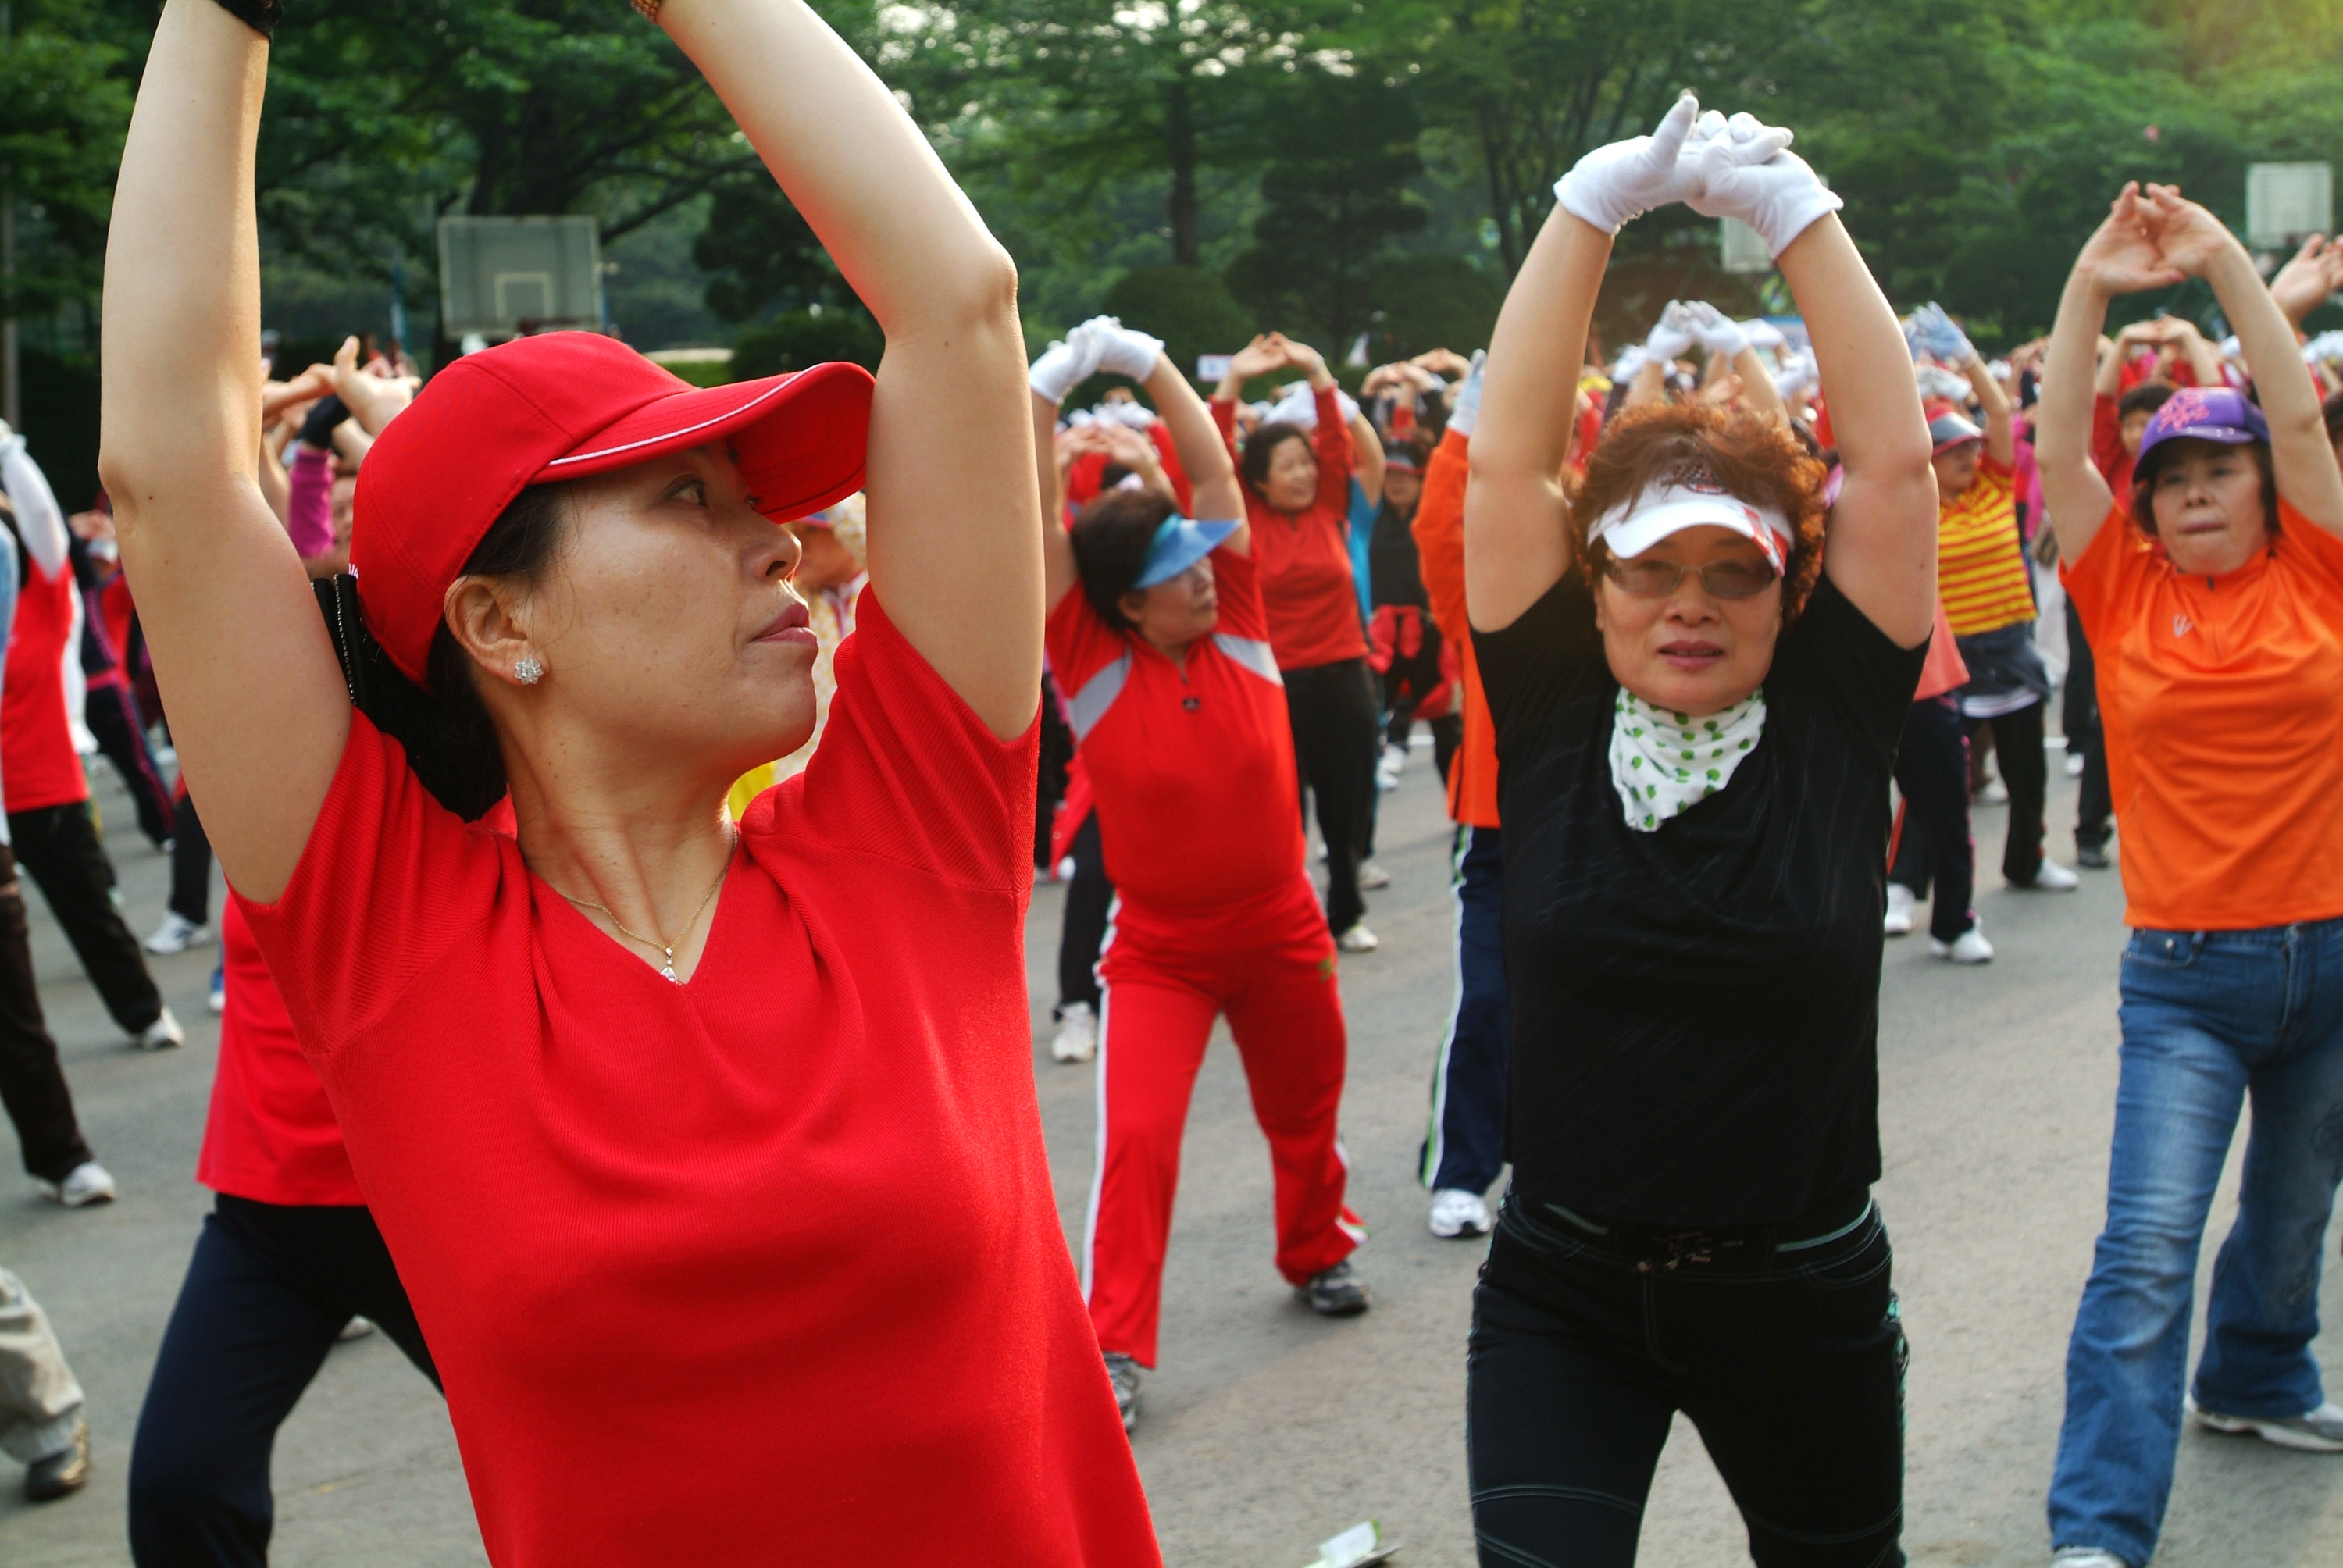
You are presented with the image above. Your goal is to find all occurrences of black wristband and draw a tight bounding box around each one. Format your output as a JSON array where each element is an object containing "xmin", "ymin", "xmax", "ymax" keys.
[
  {"xmin": 212, "ymin": 0, "xmax": 281, "ymax": 38},
  {"xmin": 298, "ymin": 394, "xmax": 350, "ymax": 451}
]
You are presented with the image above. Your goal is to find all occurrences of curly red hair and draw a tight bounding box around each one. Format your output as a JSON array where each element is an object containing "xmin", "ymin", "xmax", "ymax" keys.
[{"xmin": 1570, "ymin": 403, "xmax": 1830, "ymax": 620}]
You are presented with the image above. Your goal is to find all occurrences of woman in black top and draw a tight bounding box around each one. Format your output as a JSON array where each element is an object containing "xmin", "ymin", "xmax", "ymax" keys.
[{"xmin": 1460, "ymin": 101, "xmax": 1937, "ymax": 1566}]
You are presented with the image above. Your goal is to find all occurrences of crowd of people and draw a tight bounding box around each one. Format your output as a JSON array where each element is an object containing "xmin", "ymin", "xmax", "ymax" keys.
[{"xmin": 1, "ymin": 2, "xmax": 2341, "ymax": 1566}]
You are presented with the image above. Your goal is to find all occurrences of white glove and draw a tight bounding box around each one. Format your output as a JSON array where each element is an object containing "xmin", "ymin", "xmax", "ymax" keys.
[
  {"xmin": 1029, "ymin": 322, "xmax": 1107, "ymax": 404},
  {"xmin": 1682, "ymin": 301, "xmax": 1749, "ymax": 358},
  {"xmin": 1083, "ymin": 315, "xmax": 1164, "ymax": 381},
  {"xmin": 1686, "ymin": 111, "xmax": 1842, "ymax": 258},
  {"xmin": 1448, "ymin": 352, "xmax": 1487, "ymax": 438},
  {"xmin": 1986, "ymin": 358, "xmax": 2012, "ymax": 383},
  {"xmin": 1611, "ymin": 345, "xmax": 1651, "ymax": 383},
  {"xmin": 1553, "ymin": 95, "xmax": 1703, "ymax": 236},
  {"xmin": 1644, "ymin": 302, "xmax": 1698, "ymax": 362},
  {"xmin": 1916, "ymin": 364, "xmax": 1971, "ymax": 402},
  {"xmin": 1738, "ymin": 319, "xmax": 1785, "ymax": 350},
  {"xmin": 1772, "ymin": 351, "xmax": 1818, "ymax": 400},
  {"xmin": 2220, "ymin": 333, "xmax": 2245, "ymax": 363},
  {"xmin": 1909, "ymin": 302, "xmax": 1976, "ymax": 365}
]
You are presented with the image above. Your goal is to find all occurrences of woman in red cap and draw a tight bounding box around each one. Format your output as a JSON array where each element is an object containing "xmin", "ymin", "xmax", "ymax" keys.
[{"xmin": 98, "ymin": 2, "xmax": 1155, "ymax": 1565}]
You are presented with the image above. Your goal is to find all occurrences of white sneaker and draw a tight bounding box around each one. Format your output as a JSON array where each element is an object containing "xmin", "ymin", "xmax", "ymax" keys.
[
  {"xmin": 38, "ymin": 1160, "xmax": 117, "ymax": 1208},
  {"xmin": 208, "ymin": 966, "xmax": 226, "ymax": 1016},
  {"xmin": 1884, "ymin": 883, "xmax": 1917, "ymax": 937},
  {"xmin": 2052, "ymin": 1552, "xmax": 2131, "ymax": 1568},
  {"xmin": 1336, "ymin": 923, "xmax": 1379, "ymax": 953},
  {"xmin": 143, "ymin": 911, "xmax": 213, "ymax": 956},
  {"xmin": 1376, "ymin": 746, "xmax": 1406, "ymax": 791},
  {"xmin": 1358, "ymin": 861, "xmax": 1391, "ymax": 891},
  {"xmin": 2018, "ymin": 860, "xmax": 2081, "ymax": 892},
  {"xmin": 1931, "ymin": 924, "xmax": 1995, "ymax": 964},
  {"xmin": 2065, "ymin": 750, "xmax": 2086, "ymax": 778},
  {"xmin": 1428, "ymin": 1188, "xmax": 1492, "ymax": 1238},
  {"xmin": 1977, "ymin": 777, "xmax": 2010, "ymax": 804},
  {"xmin": 2191, "ymin": 1396, "xmax": 2343, "ymax": 1452},
  {"xmin": 137, "ymin": 1006, "xmax": 185, "ymax": 1051},
  {"xmin": 1050, "ymin": 1002, "xmax": 1098, "ymax": 1064}
]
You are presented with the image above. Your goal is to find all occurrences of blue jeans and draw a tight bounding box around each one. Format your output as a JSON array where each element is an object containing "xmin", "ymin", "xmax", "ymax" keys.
[{"xmin": 2049, "ymin": 918, "xmax": 2343, "ymax": 1565}]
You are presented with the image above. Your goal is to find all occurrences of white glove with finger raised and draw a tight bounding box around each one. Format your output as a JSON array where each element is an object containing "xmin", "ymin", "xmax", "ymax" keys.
[
  {"xmin": 1772, "ymin": 351, "xmax": 1818, "ymax": 400},
  {"xmin": 1682, "ymin": 301, "xmax": 1749, "ymax": 358},
  {"xmin": 1686, "ymin": 111, "xmax": 1842, "ymax": 259},
  {"xmin": 1553, "ymin": 95, "xmax": 1704, "ymax": 236}
]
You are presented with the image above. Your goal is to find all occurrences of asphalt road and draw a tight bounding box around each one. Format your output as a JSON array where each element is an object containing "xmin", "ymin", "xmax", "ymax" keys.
[{"xmin": 2, "ymin": 743, "xmax": 2339, "ymax": 1566}]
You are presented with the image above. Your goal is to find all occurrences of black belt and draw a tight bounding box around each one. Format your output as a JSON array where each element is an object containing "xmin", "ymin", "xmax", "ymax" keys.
[{"xmin": 1507, "ymin": 1188, "xmax": 1877, "ymax": 1274}]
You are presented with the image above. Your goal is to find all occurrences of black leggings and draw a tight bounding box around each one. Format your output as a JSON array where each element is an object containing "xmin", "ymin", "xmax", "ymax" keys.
[
  {"xmin": 9, "ymin": 800, "xmax": 164, "ymax": 1036},
  {"xmin": 1888, "ymin": 695, "xmax": 1976, "ymax": 943},
  {"xmin": 84, "ymin": 679, "xmax": 174, "ymax": 849},
  {"xmin": 1056, "ymin": 811, "xmax": 1112, "ymax": 1015},
  {"xmin": 130, "ymin": 1196, "xmax": 438, "ymax": 1567},
  {"xmin": 0, "ymin": 846, "xmax": 92, "ymax": 1182},
  {"xmin": 1467, "ymin": 1197, "xmax": 1906, "ymax": 1568},
  {"xmin": 1282, "ymin": 655, "xmax": 1379, "ymax": 935}
]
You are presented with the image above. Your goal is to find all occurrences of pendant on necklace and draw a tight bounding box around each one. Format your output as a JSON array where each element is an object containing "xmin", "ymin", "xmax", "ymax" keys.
[{"xmin": 660, "ymin": 953, "xmax": 679, "ymax": 983}]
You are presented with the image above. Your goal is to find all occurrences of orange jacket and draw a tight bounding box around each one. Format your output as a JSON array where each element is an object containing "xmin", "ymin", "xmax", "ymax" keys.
[{"xmin": 1410, "ymin": 427, "xmax": 1499, "ymax": 828}]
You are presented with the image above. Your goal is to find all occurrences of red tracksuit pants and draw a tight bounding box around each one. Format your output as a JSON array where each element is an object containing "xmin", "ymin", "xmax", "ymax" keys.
[{"xmin": 1082, "ymin": 875, "xmax": 1364, "ymax": 1367}]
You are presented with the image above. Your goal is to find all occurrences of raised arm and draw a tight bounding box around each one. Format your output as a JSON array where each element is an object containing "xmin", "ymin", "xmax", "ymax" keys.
[
  {"xmin": 661, "ymin": 0, "xmax": 1035, "ymax": 737},
  {"xmin": 100, "ymin": 0, "xmax": 354, "ymax": 904},
  {"xmin": 0, "ymin": 425, "xmax": 72, "ymax": 583},
  {"xmin": 2269, "ymin": 234, "xmax": 2343, "ymax": 330},
  {"xmin": 1773, "ymin": 219, "xmax": 1936, "ymax": 645},
  {"xmin": 1130, "ymin": 346, "xmax": 1245, "ymax": 536},
  {"xmin": 1963, "ymin": 347, "xmax": 2014, "ymax": 469},
  {"xmin": 1349, "ymin": 411, "xmax": 1385, "ymax": 511},
  {"xmin": 2036, "ymin": 185, "xmax": 2177, "ymax": 565},
  {"xmin": 2141, "ymin": 184, "xmax": 2343, "ymax": 535}
]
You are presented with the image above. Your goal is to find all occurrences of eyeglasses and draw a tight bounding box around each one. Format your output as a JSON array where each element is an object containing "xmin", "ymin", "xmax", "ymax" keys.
[{"xmin": 1605, "ymin": 558, "xmax": 1781, "ymax": 600}]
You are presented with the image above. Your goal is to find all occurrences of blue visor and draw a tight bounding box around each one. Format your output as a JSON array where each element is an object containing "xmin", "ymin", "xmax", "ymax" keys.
[{"xmin": 1133, "ymin": 515, "xmax": 1239, "ymax": 587}]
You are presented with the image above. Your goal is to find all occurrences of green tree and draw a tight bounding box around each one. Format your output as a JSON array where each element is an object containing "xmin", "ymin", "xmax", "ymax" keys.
[{"xmin": 1223, "ymin": 71, "xmax": 1428, "ymax": 349}]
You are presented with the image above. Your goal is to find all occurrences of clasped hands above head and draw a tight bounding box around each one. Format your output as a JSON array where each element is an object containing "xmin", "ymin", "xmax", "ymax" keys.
[{"xmin": 1553, "ymin": 94, "xmax": 1841, "ymax": 259}]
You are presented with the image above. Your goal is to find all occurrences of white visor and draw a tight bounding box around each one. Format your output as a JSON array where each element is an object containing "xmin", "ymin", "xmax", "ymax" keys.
[{"xmin": 1586, "ymin": 481, "xmax": 1792, "ymax": 574}]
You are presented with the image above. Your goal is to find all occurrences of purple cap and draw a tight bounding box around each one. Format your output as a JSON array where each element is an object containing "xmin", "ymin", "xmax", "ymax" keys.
[{"xmin": 2136, "ymin": 386, "xmax": 2269, "ymax": 464}]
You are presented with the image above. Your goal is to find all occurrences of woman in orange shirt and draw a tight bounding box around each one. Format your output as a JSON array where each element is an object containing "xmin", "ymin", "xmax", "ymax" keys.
[{"xmin": 2036, "ymin": 183, "xmax": 2343, "ymax": 1568}]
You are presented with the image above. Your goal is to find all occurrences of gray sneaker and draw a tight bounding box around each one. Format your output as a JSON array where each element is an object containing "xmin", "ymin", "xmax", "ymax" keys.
[
  {"xmin": 1299, "ymin": 1260, "xmax": 1371, "ymax": 1317},
  {"xmin": 2191, "ymin": 1397, "xmax": 2343, "ymax": 1452},
  {"xmin": 1102, "ymin": 1351, "xmax": 1142, "ymax": 1433}
]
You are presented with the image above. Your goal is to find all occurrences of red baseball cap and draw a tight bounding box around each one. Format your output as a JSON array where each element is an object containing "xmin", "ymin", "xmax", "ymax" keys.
[{"xmin": 351, "ymin": 331, "xmax": 873, "ymax": 687}]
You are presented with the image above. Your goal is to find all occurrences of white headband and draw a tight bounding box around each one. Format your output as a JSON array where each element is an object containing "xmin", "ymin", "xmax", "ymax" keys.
[{"xmin": 1587, "ymin": 480, "xmax": 1792, "ymax": 572}]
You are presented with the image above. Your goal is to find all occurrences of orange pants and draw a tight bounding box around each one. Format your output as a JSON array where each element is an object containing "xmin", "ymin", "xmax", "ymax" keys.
[{"xmin": 1081, "ymin": 875, "xmax": 1364, "ymax": 1367}]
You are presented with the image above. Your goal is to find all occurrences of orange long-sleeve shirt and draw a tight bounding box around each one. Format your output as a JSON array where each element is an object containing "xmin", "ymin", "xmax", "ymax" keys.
[{"xmin": 1410, "ymin": 427, "xmax": 1499, "ymax": 828}]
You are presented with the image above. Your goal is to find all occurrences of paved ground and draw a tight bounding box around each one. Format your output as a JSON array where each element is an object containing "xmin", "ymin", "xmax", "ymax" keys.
[{"xmin": 3, "ymin": 743, "xmax": 2340, "ymax": 1566}]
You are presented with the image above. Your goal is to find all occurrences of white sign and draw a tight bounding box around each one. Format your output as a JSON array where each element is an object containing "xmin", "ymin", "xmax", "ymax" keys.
[
  {"xmin": 2247, "ymin": 163, "xmax": 2333, "ymax": 248},
  {"xmin": 1196, "ymin": 354, "xmax": 1233, "ymax": 384},
  {"xmin": 437, "ymin": 216, "xmax": 604, "ymax": 340},
  {"xmin": 1721, "ymin": 217, "xmax": 1773, "ymax": 275}
]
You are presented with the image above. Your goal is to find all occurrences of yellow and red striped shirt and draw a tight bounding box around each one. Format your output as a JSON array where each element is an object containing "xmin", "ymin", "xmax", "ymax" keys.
[{"xmin": 1937, "ymin": 454, "xmax": 2035, "ymax": 636}]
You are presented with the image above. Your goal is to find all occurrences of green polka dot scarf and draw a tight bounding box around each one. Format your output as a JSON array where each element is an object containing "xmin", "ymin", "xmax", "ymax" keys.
[{"xmin": 1607, "ymin": 686, "xmax": 1766, "ymax": 832}]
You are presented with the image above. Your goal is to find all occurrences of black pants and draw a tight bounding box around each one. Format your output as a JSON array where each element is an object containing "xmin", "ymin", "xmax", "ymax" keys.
[
  {"xmin": 172, "ymin": 787, "xmax": 216, "ymax": 926},
  {"xmin": 85, "ymin": 680, "xmax": 174, "ymax": 849},
  {"xmin": 1888, "ymin": 696, "xmax": 1977, "ymax": 943},
  {"xmin": 1967, "ymin": 700, "xmax": 2048, "ymax": 883},
  {"xmin": 9, "ymin": 801, "xmax": 164, "ymax": 1036},
  {"xmin": 0, "ymin": 846, "xmax": 93, "ymax": 1182},
  {"xmin": 1056, "ymin": 811, "xmax": 1112, "ymax": 1016},
  {"xmin": 1283, "ymin": 656, "xmax": 1378, "ymax": 935},
  {"xmin": 2063, "ymin": 597, "xmax": 2111, "ymax": 851},
  {"xmin": 1429, "ymin": 711, "xmax": 1463, "ymax": 790},
  {"xmin": 1036, "ymin": 675, "xmax": 1075, "ymax": 871},
  {"xmin": 130, "ymin": 1196, "xmax": 439, "ymax": 1567},
  {"xmin": 1467, "ymin": 1196, "xmax": 1906, "ymax": 1567}
]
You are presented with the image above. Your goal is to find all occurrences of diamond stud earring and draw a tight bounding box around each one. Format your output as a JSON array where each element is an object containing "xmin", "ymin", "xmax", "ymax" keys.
[{"xmin": 513, "ymin": 655, "xmax": 544, "ymax": 685}]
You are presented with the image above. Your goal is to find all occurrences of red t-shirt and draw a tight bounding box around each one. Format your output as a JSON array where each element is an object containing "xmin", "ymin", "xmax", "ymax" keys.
[
  {"xmin": 1214, "ymin": 387, "xmax": 1367, "ymax": 670},
  {"xmin": 236, "ymin": 594, "xmax": 1157, "ymax": 1568},
  {"xmin": 1, "ymin": 561, "xmax": 88, "ymax": 814},
  {"xmin": 198, "ymin": 899, "xmax": 364, "ymax": 1206},
  {"xmin": 1045, "ymin": 546, "xmax": 1303, "ymax": 913}
]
